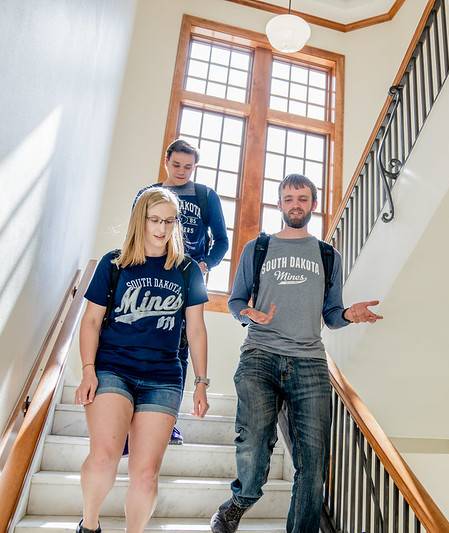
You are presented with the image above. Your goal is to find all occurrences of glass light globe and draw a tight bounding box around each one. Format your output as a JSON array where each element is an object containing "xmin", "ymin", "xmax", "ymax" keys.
[{"xmin": 266, "ymin": 14, "xmax": 311, "ymax": 53}]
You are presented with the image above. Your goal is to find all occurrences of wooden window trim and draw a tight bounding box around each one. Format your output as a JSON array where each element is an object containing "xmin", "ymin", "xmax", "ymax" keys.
[{"xmin": 160, "ymin": 15, "xmax": 344, "ymax": 313}]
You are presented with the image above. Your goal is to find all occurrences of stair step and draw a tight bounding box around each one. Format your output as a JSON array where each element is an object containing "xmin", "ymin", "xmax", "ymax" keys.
[
  {"xmin": 15, "ymin": 516, "xmax": 286, "ymax": 533},
  {"xmin": 52, "ymin": 405, "xmax": 237, "ymax": 445},
  {"xmin": 42, "ymin": 435, "xmax": 283, "ymax": 479},
  {"xmin": 28, "ymin": 472, "xmax": 292, "ymax": 518},
  {"xmin": 62, "ymin": 387, "xmax": 237, "ymax": 416}
]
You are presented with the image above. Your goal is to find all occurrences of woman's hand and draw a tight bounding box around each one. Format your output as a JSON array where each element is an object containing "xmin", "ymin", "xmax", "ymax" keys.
[
  {"xmin": 193, "ymin": 383, "xmax": 209, "ymax": 418},
  {"xmin": 75, "ymin": 366, "xmax": 98, "ymax": 406}
]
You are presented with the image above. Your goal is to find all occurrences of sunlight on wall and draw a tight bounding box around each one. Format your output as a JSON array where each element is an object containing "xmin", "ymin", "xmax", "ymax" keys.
[{"xmin": 0, "ymin": 108, "xmax": 61, "ymax": 334}]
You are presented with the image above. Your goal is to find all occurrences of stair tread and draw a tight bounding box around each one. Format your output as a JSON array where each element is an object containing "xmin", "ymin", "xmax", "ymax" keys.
[
  {"xmin": 16, "ymin": 515, "xmax": 286, "ymax": 531},
  {"xmin": 62, "ymin": 386, "xmax": 238, "ymax": 401},
  {"xmin": 31, "ymin": 471, "xmax": 291, "ymax": 489},
  {"xmin": 44, "ymin": 435, "xmax": 283, "ymax": 454},
  {"xmin": 55, "ymin": 404, "xmax": 235, "ymax": 422}
]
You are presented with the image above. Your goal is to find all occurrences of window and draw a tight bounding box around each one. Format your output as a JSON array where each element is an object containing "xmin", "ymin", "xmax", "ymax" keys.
[
  {"xmin": 185, "ymin": 40, "xmax": 252, "ymax": 103},
  {"xmin": 262, "ymin": 125, "xmax": 326, "ymax": 237},
  {"xmin": 160, "ymin": 16, "xmax": 344, "ymax": 312},
  {"xmin": 178, "ymin": 107, "xmax": 245, "ymax": 293},
  {"xmin": 270, "ymin": 59, "xmax": 328, "ymax": 120}
]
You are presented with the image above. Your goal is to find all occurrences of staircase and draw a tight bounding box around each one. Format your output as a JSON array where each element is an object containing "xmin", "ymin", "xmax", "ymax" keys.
[{"xmin": 14, "ymin": 386, "xmax": 290, "ymax": 532}]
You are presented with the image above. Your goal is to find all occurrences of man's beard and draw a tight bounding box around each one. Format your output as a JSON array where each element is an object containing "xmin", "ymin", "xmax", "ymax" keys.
[{"xmin": 282, "ymin": 209, "xmax": 312, "ymax": 229}]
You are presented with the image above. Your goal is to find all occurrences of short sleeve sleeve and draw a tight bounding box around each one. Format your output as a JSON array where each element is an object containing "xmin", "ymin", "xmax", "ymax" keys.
[
  {"xmin": 186, "ymin": 260, "xmax": 208, "ymax": 307},
  {"xmin": 84, "ymin": 252, "xmax": 116, "ymax": 307}
]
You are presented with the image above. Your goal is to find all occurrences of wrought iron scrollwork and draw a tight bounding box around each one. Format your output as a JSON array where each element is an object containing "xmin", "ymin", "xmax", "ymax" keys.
[{"xmin": 376, "ymin": 85, "xmax": 404, "ymax": 223}]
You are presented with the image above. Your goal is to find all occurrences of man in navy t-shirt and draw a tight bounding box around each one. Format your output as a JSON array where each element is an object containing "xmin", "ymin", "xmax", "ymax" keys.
[{"xmin": 133, "ymin": 139, "xmax": 229, "ymax": 443}]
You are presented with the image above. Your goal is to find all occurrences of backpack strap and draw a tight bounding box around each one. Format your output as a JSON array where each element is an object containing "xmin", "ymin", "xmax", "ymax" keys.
[
  {"xmin": 131, "ymin": 182, "xmax": 163, "ymax": 210},
  {"xmin": 102, "ymin": 249, "xmax": 121, "ymax": 329},
  {"xmin": 193, "ymin": 182, "xmax": 211, "ymax": 254},
  {"xmin": 251, "ymin": 235, "xmax": 334, "ymax": 309},
  {"xmin": 318, "ymin": 240, "xmax": 335, "ymax": 302},
  {"xmin": 179, "ymin": 255, "xmax": 194, "ymax": 317},
  {"xmin": 193, "ymin": 182, "xmax": 209, "ymax": 226},
  {"xmin": 252, "ymin": 232, "xmax": 270, "ymax": 308}
]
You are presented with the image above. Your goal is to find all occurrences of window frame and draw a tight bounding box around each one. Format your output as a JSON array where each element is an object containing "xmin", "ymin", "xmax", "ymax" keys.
[{"xmin": 160, "ymin": 15, "xmax": 345, "ymax": 313}]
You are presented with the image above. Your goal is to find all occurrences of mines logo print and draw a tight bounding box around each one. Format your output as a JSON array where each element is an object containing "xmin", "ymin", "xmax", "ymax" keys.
[
  {"xmin": 114, "ymin": 277, "xmax": 183, "ymax": 331},
  {"xmin": 261, "ymin": 256, "xmax": 320, "ymax": 285}
]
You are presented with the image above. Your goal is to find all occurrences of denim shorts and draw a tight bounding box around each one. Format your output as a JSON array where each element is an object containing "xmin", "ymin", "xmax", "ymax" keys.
[{"xmin": 95, "ymin": 370, "xmax": 182, "ymax": 418}]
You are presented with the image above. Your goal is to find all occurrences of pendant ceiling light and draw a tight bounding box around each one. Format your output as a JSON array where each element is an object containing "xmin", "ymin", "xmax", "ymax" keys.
[{"xmin": 265, "ymin": 0, "xmax": 311, "ymax": 53}]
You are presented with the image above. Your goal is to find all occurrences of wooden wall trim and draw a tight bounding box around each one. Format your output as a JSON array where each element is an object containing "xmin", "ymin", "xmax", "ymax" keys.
[
  {"xmin": 327, "ymin": 354, "xmax": 449, "ymax": 532},
  {"xmin": 224, "ymin": 0, "xmax": 346, "ymax": 32},
  {"xmin": 224, "ymin": 0, "xmax": 407, "ymax": 33},
  {"xmin": 205, "ymin": 293, "xmax": 229, "ymax": 313},
  {"xmin": 344, "ymin": 0, "xmax": 407, "ymax": 32},
  {"xmin": 0, "ymin": 261, "xmax": 96, "ymax": 532}
]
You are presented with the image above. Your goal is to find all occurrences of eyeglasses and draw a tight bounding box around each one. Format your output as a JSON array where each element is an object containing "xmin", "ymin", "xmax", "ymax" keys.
[{"xmin": 145, "ymin": 215, "xmax": 178, "ymax": 227}]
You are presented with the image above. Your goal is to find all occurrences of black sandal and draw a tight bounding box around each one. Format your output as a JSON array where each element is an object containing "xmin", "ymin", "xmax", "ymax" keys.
[{"xmin": 76, "ymin": 519, "xmax": 101, "ymax": 533}]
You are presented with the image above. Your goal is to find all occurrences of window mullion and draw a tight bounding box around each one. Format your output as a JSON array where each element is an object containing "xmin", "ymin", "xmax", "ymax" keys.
[{"xmin": 231, "ymin": 46, "xmax": 272, "ymax": 286}]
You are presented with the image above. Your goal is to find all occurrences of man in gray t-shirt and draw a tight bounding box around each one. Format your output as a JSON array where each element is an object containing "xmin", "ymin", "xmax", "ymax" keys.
[{"xmin": 211, "ymin": 174, "xmax": 382, "ymax": 533}]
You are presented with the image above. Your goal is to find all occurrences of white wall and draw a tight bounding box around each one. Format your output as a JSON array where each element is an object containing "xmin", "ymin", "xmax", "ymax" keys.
[
  {"xmin": 91, "ymin": 0, "xmax": 428, "ymax": 394},
  {"xmin": 322, "ymin": 79, "xmax": 449, "ymax": 439},
  {"xmin": 402, "ymin": 452, "xmax": 449, "ymax": 518},
  {"xmin": 0, "ymin": 0, "xmax": 136, "ymax": 433}
]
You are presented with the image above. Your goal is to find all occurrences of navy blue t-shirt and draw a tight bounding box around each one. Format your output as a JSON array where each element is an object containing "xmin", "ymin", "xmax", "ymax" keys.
[{"xmin": 84, "ymin": 251, "xmax": 208, "ymax": 384}]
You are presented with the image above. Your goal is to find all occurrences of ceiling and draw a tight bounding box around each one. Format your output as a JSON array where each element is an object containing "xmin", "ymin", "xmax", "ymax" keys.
[{"xmin": 247, "ymin": 0, "xmax": 399, "ymax": 24}]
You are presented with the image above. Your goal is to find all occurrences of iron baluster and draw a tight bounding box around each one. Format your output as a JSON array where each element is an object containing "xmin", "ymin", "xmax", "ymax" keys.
[{"xmin": 376, "ymin": 85, "xmax": 404, "ymax": 222}]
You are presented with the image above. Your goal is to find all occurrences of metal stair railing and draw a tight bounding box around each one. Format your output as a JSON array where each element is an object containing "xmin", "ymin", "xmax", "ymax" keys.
[{"xmin": 326, "ymin": 0, "xmax": 449, "ymax": 282}]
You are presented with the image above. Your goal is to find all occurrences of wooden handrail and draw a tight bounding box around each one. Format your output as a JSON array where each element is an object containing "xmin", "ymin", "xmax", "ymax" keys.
[
  {"xmin": 327, "ymin": 353, "xmax": 449, "ymax": 532},
  {"xmin": 0, "ymin": 261, "xmax": 96, "ymax": 532},
  {"xmin": 0, "ymin": 270, "xmax": 80, "ymax": 470},
  {"xmin": 325, "ymin": 0, "xmax": 437, "ymax": 242}
]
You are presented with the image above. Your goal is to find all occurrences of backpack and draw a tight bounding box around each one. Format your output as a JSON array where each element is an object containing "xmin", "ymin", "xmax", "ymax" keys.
[
  {"xmin": 146, "ymin": 181, "xmax": 211, "ymax": 253},
  {"xmin": 251, "ymin": 233, "xmax": 335, "ymax": 308},
  {"xmin": 101, "ymin": 250, "xmax": 194, "ymax": 330}
]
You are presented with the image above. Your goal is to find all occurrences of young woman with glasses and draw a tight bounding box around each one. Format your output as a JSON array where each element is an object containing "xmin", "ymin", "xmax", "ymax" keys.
[{"xmin": 75, "ymin": 188, "xmax": 209, "ymax": 533}]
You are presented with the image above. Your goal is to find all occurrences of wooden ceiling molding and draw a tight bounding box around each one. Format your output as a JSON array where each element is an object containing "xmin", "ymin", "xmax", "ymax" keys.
[{"xmin": 224, "ymin": 0, "xmax": 407, "ymax": 32}]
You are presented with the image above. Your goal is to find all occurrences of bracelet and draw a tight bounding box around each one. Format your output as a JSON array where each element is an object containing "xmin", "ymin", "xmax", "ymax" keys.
[
  {"xmin": 194, "ymin": 376, "xmax": 210, "ymax": 388},
  {"xmin": 82, "ymin": 363, "xmax": 95, "ymax": 370},
  {"xmin": 342, "ymin": 308, "xmax": 352, "ymax": 323}
]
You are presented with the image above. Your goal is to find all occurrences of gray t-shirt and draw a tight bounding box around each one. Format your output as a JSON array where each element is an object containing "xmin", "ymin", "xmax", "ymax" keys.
[{"xmin": 241, "ymin": 235, "xmax": 326, "ymax": 359}]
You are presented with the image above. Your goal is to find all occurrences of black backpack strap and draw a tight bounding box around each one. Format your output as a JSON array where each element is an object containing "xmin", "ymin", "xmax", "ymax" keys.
[
  {"xmin": 179, "ymin": 255, "xmax": 194, "ymax": 317},
  {"xmin": 193, "ymin": 182, "xmax": 211, "ymax": 254},
  {"xmin": 252, "ymin": 232, "xmax": 270, "ymax": 307},
  {"xmin": 132, "ymin": 182, "xmax": 163, "ymax": 210},
  {"xmin": 178, "ymin": 256, "xmax": 194, "ymax": 350},
  {"xmin": 193, "ymin": 182, "xmax": 209, "ymax": 226},
  {"xmin": 318, "ymin": 240, "xmax": 335, "ymax": 302},
  {"xmin": 102, "ymin": 249, "xmax": 121, "ymax": 329}
]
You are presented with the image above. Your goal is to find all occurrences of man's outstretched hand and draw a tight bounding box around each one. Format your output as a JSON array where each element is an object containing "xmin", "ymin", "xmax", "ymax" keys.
[
  {"xmin": 241, "ymin": 303, "xmax": 277, "ymax": 324},
  {"xmin": 344, "ymin": 300, "xmax": 383, "ymax": 324}
]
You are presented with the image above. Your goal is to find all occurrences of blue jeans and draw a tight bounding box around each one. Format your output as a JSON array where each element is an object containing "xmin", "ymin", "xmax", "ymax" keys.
[
  {"xmin": 96, "ymin": 370, "xmax": 182, "ymax": 418},
  {"xmin": 231, "ymin": 349, "xmax": 332, "ymax": 533}
]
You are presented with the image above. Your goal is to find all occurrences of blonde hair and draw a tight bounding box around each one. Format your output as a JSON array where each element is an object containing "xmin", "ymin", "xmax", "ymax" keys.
[{"xmin": 116, "ymin": 188, "xmax": 184, "ymax": 270}]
